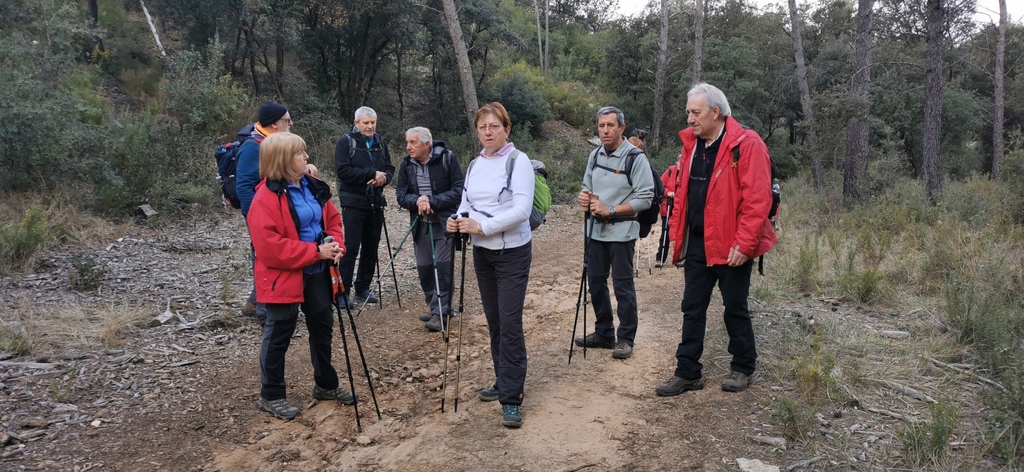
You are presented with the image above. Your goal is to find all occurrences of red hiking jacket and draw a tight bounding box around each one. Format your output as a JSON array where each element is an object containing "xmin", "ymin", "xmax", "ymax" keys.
[
  {"xmin": 670, "ymin": 116, "xmax": 777, "ymax": 266},
  {"xmin": 247, "ymin": 175, "xmax": 344, "ymax": 304}
]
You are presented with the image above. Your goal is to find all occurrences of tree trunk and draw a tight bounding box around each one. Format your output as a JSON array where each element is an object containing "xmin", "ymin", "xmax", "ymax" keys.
[
  {"xmin": 788, "ymin": 0, "xmax": 824, "ymax": 189},
  {"xmin": 992, "ymin": 0, "xmax": 1007, "ymax": 180},
  {"xmin": 440, "ymin": 0, "xmax": 479, "ymax": 130},
  {"xmin": 651, "ymin": 0, "xmax": 669, "ymax": 154},
  {"xmin": 843, "ymin": 0, "xmax": 874, "ymax": 201},
  {"xmin": 275, "ymin": 33, "xmax": 285, "ymax": 97},
  {"xmin": 533, "ymin": 0, "xmax": 545, "ymax": 75},
  {"xmin": 922, "ymin": 0, "xmax": 944, "ymax": 203},
  {"xmin": 693, "ymin": 0, "xmax": 703, "ymax": 85},
  {"xmin": 87, "ymin": 0, "xmax": 98, "ymax": 27},
  {"xmin": 543, "ymin": 0, "xmax": 549, "ymax": 77}
]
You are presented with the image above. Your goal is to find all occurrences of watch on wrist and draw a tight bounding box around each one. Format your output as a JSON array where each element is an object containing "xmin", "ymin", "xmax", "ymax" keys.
[{"xmin": 608, "ymin": 205, "xmax": 616, "ymax": 217}]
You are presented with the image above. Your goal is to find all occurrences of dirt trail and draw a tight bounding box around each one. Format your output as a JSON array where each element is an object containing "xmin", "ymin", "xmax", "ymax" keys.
[{"xmin": 207, "ymin": 203, "xmax": 779, "ymax": 472}]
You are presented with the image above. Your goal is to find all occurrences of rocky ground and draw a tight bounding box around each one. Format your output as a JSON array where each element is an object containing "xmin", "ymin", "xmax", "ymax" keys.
[{"xmin": 0, "ymin": 194, "xmax": 993, "ymax": 471}]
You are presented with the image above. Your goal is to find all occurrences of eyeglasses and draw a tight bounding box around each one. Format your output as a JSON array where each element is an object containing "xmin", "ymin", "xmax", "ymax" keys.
[
  {"xmin": 476, "ymin": 123, "xmax": 504, "ymax": 133},
  {"xmin": 282, "ymin": 117, "xmax": 293, "ymax": 125}
]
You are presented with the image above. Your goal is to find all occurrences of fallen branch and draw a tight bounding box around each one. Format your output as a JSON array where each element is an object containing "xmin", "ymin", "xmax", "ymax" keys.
[
  {"xmin": 877, "ymin": 380, "xmax": 936, "ymax": 403},
  {"xmin": 0, "ymin": 361, "xmax": 58, "ymax": 369},
  {"xmin": 927, "ymin": 357, "xmax": 1006, "ymax": 391},
  {"xmin": 785, "ymin": 456, "xmax": 824, "ymax": 471},
  {"xmin": 866, "ymin": 406, "xmax": 917, "ymax": 423}
]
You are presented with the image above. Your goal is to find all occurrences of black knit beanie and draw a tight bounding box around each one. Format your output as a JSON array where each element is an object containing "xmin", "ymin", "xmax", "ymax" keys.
[{"xmin": 257, "ymin": 101, "xmax": 288, "ymax": 127}]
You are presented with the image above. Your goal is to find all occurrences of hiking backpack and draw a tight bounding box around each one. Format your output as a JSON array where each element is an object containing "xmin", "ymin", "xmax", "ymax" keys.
[
  {"xmin": 214, "ymin": 123, "xmax": 256, "ymax": 209},
  {"xmin": 731, "ymin": 126, "xmax": 782, "ymax": 275},
  {"xmin": 587, "ymin": 146, "xmax": 664, "ymax": 238},
  {"xmin": 731, "ymin": 128, "xmax": 781, "ymax": 227},
  {"xmin": 466, "ymin": 150, "xmax": 551, "ymax": 230}
]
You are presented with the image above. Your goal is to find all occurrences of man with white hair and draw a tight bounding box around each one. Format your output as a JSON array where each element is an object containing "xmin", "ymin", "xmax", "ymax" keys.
[
  {"xmin": 395, "ymin": 127, "xmax": 464, "ymax": 331},
  {"xmin": 656, "ymin": 83, "xmax": 777, "ymax": 396},
  {"xmin": 334, "ymin": 106, "xmax": 396, "ymax": 307}
]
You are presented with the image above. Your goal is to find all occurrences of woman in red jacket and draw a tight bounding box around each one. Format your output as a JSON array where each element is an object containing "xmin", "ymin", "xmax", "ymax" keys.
[{"xmin": 247, "ymin": 132, "xmax": 352, "ymax": 420}]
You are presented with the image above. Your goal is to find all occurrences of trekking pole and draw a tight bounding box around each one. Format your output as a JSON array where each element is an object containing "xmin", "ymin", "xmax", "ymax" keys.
[
  {"xmin": 326, "ymin": 239, "xmax": 363, "ymax": 432},
  {"xmin": 657, "ymin": 199, "xmax": 673, "ymax": 269},
  {"xmin": 369, "ymin": 185, "xmax": 402, "ymax": 309},
  {"xmin": 569, "ymin": 202, "xmax": 594, "ymax": 365},
  {"xmin": 339, "ymin": 270, "xmax": 383, "ymax": 421},
  {"xmin": 452, "ymin": 212, "xmax": 468, "ymax": 412},
  {"xmin": 364, "ymin": 185, "xmax": 386, "ymax": 311},
  {"xmin": 427, "ymin": 221, "xmax": 453, "ymax": 412}
]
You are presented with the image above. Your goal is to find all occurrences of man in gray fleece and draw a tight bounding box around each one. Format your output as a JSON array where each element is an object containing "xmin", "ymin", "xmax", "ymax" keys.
[{"xmin": 575, "ymin": 106, "xmax": 656, "ymax": 360}]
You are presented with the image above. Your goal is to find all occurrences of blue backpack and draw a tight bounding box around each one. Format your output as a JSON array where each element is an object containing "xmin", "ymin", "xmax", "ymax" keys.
[{"xmin": 214, "ymin": 124, "xmax": 256, "ymax": 209}]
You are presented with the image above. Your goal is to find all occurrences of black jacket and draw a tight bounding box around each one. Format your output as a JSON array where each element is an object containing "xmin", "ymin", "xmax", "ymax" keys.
[
  {"xmin": 334, "ymin": 129, "xmax": 395, "ymax": 209},
  {"xmin": 394, "ymin": 141, "xmax": 465, "ymax": 224}
]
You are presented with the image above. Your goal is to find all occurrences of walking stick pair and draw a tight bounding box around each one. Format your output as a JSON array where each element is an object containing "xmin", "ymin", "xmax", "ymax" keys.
[
  {"xmin": 439, "ymin": 213, "xmax": 469, "ymax": 412},
  {"xmin": 325, "ymin": 237, "xmax": 381, "ymax": 433},
  {"xmin": 569, "ymin": 207, "xmax": 595, "ymax": 364},
  {"xmin": 358, "ymin": 185, "xmax": 402, "ymax": 313}
]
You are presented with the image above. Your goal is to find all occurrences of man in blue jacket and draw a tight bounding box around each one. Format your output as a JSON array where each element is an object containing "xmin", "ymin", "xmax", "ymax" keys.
[
  {"xmin": 394, "ymin": 127, "xmax": 464, "ymax": 331},
  {"xmin": 235, "ymin": 101, "xmax": 292, "ymax": 325},
  {"xmin": 334, "ymin": 106, "xmax": 396, "ymax": 307}
]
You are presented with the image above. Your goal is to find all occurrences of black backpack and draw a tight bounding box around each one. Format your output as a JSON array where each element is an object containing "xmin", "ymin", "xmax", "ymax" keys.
[
  {"xmin": 732, "ymin": 127, "xmax": 781, "ymax": 226},
  {"xmin": 214, "ymin": 124, "xmax": 255, "ymax": 209},
  {"xmin": 588, "ymin": 146, "xmax": 665, "ymax": 238}
]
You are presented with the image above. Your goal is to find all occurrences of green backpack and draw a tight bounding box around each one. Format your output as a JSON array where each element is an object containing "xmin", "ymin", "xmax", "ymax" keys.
[{"xmin": 466, "ymin": 150, "xmax": 550, "ymax": 230}]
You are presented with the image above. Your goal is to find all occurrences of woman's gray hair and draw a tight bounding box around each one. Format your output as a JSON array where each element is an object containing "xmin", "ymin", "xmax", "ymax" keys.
[
  {"xmin": 405, "ymin": 126, "xmax": 432, "ymax": 144},
  {"xmin": 597, "ymin": 106, "xmax": 625, "ymax": 126},
  {"xmin": 687, "ymin": 83, "xmax": 731, "ymax": 117},
  {"xmin": 354, "ymin": 106, "xmax": 377, "ymax": 121}
]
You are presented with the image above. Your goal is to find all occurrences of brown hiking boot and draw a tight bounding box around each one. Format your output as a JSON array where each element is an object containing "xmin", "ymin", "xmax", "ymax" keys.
[
  {"xmin": 241, "ymin": 300, "xmax": 257, "ymax": 318},
  {"xmin": 312, "ymin": 385, "xmax": 356, "ymax": 405},
  {"xmin": 612, "ymin": 341, "xmax": 633, "ymax": 359},
  {"xmin": 721, "ymin": 371, "xmax": 752, "ymax": 392},
  {"xmin": 655, "ymin": 376, "xmax": 705, "ymax": 396}
]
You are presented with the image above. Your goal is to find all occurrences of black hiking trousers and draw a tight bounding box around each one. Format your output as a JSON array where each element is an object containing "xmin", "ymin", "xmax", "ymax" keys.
[
  {"xmin": 259, "ymin": 270, "xmax": 340, "ymax": 400},
  {"xmin": 674, "ymin": 231, "xmax": 757, "ymax": 380},
  {"xmin": 338, "ymin": 206, "xmax": 383, "ymax": 294},
  {"xmin": 474, "ymin": 242, "xmax": 531, "ymax": 406}
]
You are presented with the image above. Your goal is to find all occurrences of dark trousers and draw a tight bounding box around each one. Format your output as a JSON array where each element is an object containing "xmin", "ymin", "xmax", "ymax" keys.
[
  {"xmin": 674, "ymin": 231, "xmax": 757, "ymax": 380},
  {"xmin": 474, "ymin": 242, "xmax": 531, "ymax": 406},
  {"xmin": 414, "ymin": 220, "xmax": 452, "ymax": 318},
  {"xmin": 587, "ymin": 239, "xmax": 638, "ymax": 345},
  {"xmin": 339, "ymin": 206, "xmax": 383, "ymax": 293},
  {"xmin": 259, "ymin": 270, "xmax": 340, "ymax": 400},
  {"xmin": 656, "ymin": 215, "xmax": 672, "ymax": 263}
]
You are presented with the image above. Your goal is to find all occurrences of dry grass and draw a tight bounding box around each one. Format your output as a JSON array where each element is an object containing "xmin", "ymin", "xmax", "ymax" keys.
[{"xmin": 1, "ymin": 296, "xmax": 150, "ymax": 356}]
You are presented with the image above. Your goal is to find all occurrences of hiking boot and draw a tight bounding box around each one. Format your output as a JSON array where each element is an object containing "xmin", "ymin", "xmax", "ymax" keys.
[
  {"xmin": 257, "ymin": 397, "xmax": 301, "ymax": 420},
  {"xmin": 655, "ymin": 260, "xmax": 664, "ymax": 268},
  {"xmin": 574, "ymin": 333, "xmax": 615, "ymax": 349},
  {"xmin": 424, "ymin": 315, "xmax": 450, "ymax": 332},
  {"xmin": 241, "ymin": 300, "xmax": 257, "ymax": 318},
  {"xmin": 721, "ymin": 371, "xmax": 753, "ymax": 392},
  {"xmin": 418, "ymin": 312, "xmax": 433, "ymax": 322},
  {"xmin": 338, "ymin": 293, "xmax": 354, "ymax": 309},
  {"xmin": 478, "ymin": 386, "xmax": 499, "ymax": 402},
  {"xmin": 312, "ymin": 385, "xmax": 357, "ymax": 405},
  {"xmin": 655, "ymin": 376, "xmax": 705, "ymax": 396},
  {"xmin": 355, "ymin": 290, "xmax": 378, "ymax": 304},
  {"xmin": 612, "ymin": 341, "xmax": 633, "ymax": 359},
  {"xmin": 501, "ymin": 404, "xmax": 522, "ymax": 428}
]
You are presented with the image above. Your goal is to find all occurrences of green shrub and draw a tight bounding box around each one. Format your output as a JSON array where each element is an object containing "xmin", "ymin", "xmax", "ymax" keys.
[
  {"xmin": 0, "ymin": 205, "xmax": 48, "ymax": 273},
  {"xmin": 486, "ymin": 64, "xmax": 552, "ymax": 136},
  {"xmin": 69, "ymin": 254, "xmax": 108, "ymax": 292},
  {"xmin": 901, "ymin": 399, "xmax": 958, "ymax": 467},
  {"xmin": 163, "ymin": 39, "xmax": 247, "ymax": 134}
]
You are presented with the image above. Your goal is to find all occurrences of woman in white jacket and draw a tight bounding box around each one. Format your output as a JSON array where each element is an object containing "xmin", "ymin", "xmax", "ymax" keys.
[{"xmin": 447, "ymin": 102, "xmax": 534, "ymax": 428}]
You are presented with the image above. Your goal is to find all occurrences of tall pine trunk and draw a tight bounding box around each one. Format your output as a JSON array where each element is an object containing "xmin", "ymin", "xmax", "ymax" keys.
[
  {"xmin": 651, "ymin": 0, "xmax": 669, "ymax": 153},
  {"xmin": 533, "ymin": 0, "xmax": 545, "ymax": 75},
  {"xmin": 843, "ymin": 0, "xmax": 874, "ymax": 201},
  {"xmin": 441, "ymin": 0, "xmax": 479, "ymax": 130},
  {"xmin": 992, "ymin": 0, "xmax": 1007, "ymax": 180},
  {"xmin": 922, "ymin": 0, "xmax": 944, "ymax": 203},
  {"xmin": 788, "ymin": 0, "xmax": 824, "ymax": 188},
  {"xmin": 693, "ymin": 0, "xmax": 703, "ymax": 85}
]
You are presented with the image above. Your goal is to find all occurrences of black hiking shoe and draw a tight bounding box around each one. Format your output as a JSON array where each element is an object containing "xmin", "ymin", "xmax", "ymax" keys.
[
  {"xmin": 574, "ymin": 333, "xmax": 615, "ymax": 349},
  {"xmin": 312, "ymin": 385, "xmax": 357, "ymax": 405},
  {"xmin": 501, "ymin": 404, "xmax": 522, "ymax": 428},
  {"xmin": 655, "ymin": 376, "xmax": 705, "ymax": 397},
  {"xmin": 419, "ymin": 312, "xmax": 433, "ymax": 322},
  {"xmin": 478, "ymin": 386, "xmax": 499, "ymax": 402},
  {"xmin": 425, "ymin": 315, "xmax": 451, "ymax": 332},
  {"xmin": 257, "ymin": 397, "xmax": 300, "ymax": 420}
]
